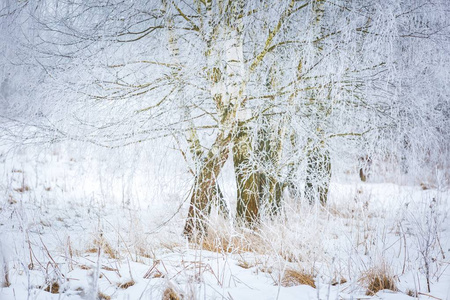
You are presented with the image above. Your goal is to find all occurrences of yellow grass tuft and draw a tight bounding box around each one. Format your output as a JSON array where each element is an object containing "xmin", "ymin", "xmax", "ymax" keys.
[
  {"xmin": 87, "ymin": 236, "xmax": 119, "ymax": 259},
  {"xmin": 98, "ymin": 291, "xmax": 111, "ymax": 300},
  {"xmin": 162, "ymin": 286, "xmax": 181, "ymax": 300},
  {"xmin": 331, "ymin": 277, "xmax": 347, "ymax": 286},
  {"xmin": 281, "ymin": 269, "xmax": 316, "ymax": 288},
  {"xmin": 44, "ymin": 281, "xmax": 60, "ymax": 294},
  {"xmin": 200, "ymin": 224, "xmax": 266, "ymax": 254},
  {"xmin": 117, "ymin": 280, "xmax": 135, "ymax": 289},
  {"xmin": 237, "ymin": 260, "xmax": 253, "ymax": 269},
  {"xmin": 361, "ymin": 264, "xmax": 397, "ymax": 295},
  {"xmin": 79, "ymin": 265, "xmax": 91, "ymax": 270},
  {"xmin": 201, "ymin": 234, "xmax": 252, "ymax": 253}
]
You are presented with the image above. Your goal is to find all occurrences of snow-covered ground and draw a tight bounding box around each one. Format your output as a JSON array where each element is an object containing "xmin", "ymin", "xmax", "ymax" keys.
[{"xmin": 0, "ymin": 145, "xmax": 449, "ymax": 300}]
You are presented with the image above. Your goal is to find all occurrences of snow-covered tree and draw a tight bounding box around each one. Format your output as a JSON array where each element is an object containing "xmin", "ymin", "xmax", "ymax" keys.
[{"xmin": 1, "ymin": 0, "xmax": 449, "ymax": 239}]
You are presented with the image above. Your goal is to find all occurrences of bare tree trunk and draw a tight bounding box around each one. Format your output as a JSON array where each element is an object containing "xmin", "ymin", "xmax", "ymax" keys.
[
  {"xmin": 234, "ymin": 122, "xmax": 260, "ymax": 225},
  {"xmin": 184, "ymin": 0, "xmax": 247, "ymax": 240},
  {"xmin": 233, "ymin": 114, "xmax": 285, "ymax": 224},
  {"xmin": 183, "ymin": 128, "xmax": 233, "ymax": 239}
]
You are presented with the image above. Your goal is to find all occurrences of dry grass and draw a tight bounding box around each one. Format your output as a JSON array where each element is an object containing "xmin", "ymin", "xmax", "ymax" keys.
[
  {"xmin": 420, "ymin": 182, "xmax": 435, "ymax": 190},
  {"xmin": 79, "ymin": 265, "xmax": 91, "ymax": 270},
  {"xmin": 137, "ymin": 246, "xmax": 154, "ymax": 259},
  {"xmin": 327, "ymin": 205, "xmax": 353, "ymax": 219},
  {"xmin": 331, "ymin": 277, "xmax": 347, "ymax": 286},
  {"xmin": 160, "ymin": 241, "xmax": 181, "ymax": 252},
  {"xmin": 2, "ymin": 263, "xmax": 10, "ymax": 287},
  {"xmin": 406, "ymin": 289, "xmax": 417, "ymax": 297},
  {"xmin": 201, "ymin": 234, "xmax": 253, "ymax": 253},
  {"xmin": 258, "ymin": 265, "xmax": 273, "ymax": 274},
  {"xmin": 366, "ymin": 274, "xmax": 397, "ymax": 295},
  {"xmin": 237, "ymin": 260, "xmax": 253, "ymax": 269},
  {"xmin": 102, "ymin": 266, "xmax": 118, "ymax": 272},
  {"xmin": 280, "ymin": 269, "xmax": 316, "ymax": 288},
  {"xmin": 152, "ymin": 271, "xmax": 165, "ymax": 278},
  {"xmin": 200, "ymin": 221, "xmax": 267, "ymax": 254},
  {"xmin": 361, "ymin": 265, "xmax": 397, "ymax": 296},
  {"xmin": 143, "ymin": 260, "xmax": 166, "ymax": 279},
  {"xmin": 14, "ymin": 185, "xmax": 31, "ymax": 193},
  {"xmin": 162, "ymin": 286, "xmax": 181, "ymax": 300},
  {"xmin": 99, "ymin": 241, "xmax": 119, "ymax": 259},
  {"xmin": 117, "ymin": 280, "xmax": 135, "ymax": 289},
  {"xmin": 44, "ymin": 281, "xmax": 60, "ymax": 294},
  {"xmin": 87, "ymin": 236, "xmax": 119, "ymax": 259},
  {"xmin": 279, "ymin": 249, "xmax": 302, "ymax": 263},
  {"xmin": 98, "ymin": 291, "xmax": 111, "ymax": 300}
]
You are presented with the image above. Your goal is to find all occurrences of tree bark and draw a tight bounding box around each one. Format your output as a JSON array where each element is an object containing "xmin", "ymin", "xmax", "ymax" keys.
[
  {"xmin": 234, "ymin": 122, "xmax": 260, "ymax": 225},
  {"xmin": 183, "ymin": 127, "xmax": 233, "ymax": 239}
]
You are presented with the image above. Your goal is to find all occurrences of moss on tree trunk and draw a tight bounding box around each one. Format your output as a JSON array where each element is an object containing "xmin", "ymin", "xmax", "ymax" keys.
[{"xmin": 233, "ymin": 122, "xmax": 260, "ymax": 225}]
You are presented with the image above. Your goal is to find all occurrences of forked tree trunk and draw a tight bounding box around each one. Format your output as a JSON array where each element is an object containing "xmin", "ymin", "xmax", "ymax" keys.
[
  {"xmin": 184, "ymin": 0, "xmax": 246, "ymax": 240},
  {"xmin": 183, "ymin": 129, "xmax": 233, "ymax": 239}
]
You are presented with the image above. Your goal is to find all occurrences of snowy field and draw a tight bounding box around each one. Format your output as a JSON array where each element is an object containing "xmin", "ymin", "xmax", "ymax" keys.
[
  {"xmin": 0, "ymin": 145, "xmax": 448, "ymax": 300},
  {"xmin": 1, "ymin": 0, "xmax": 450, "ymax": 299}
]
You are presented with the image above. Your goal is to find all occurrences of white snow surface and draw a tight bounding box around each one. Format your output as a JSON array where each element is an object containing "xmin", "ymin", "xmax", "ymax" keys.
[{"xmin": 0, "ymin": 145, "xmax": 449, "ymax": 300}]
